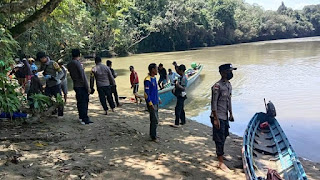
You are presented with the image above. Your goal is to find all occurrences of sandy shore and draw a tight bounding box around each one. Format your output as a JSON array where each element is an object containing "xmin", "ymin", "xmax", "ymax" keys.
[{"xmin": 0, "ymin": 92, "xmax": 319, "ymax": 180}]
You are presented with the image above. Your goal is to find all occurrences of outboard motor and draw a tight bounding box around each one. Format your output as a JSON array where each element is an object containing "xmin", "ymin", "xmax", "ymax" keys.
[{"xmin": 265, "ymin": 99, "xmax": 276, "ymax": 117}]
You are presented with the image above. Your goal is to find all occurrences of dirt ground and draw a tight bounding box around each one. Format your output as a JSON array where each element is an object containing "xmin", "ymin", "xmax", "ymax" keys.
[{"xmin": 0, "ymin": 92, "xmax": 319, "ymax": 180}]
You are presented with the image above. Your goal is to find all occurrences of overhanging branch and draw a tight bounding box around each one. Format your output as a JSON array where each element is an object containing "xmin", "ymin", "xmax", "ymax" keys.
[{"xmin": 9, "ymin": 0, "xmax": 64, "ymax": 39}]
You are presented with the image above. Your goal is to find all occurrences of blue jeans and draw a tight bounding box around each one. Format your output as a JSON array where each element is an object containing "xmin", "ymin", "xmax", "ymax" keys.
[{"xmin": 74, "ymin": 87, "xmax": 90, "ymax": 122}]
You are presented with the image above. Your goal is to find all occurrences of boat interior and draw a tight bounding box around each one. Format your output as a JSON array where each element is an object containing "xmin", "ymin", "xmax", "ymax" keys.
[{"xmin": 244, "ymin": 113, "xmax": 307, "ymax": 180}]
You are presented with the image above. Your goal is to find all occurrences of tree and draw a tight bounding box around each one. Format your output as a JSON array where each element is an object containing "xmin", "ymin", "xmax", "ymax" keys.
[
  {"xmin": 303, "ymin": 5, "xmax": 320, "ymax": 35},
  {"xmin": 0, "ymin": 27, "xmax": 22, "ymax": 116},
  {"xmin": 0, "ymin": 0, "xmax": 118, "ymax": 39}
]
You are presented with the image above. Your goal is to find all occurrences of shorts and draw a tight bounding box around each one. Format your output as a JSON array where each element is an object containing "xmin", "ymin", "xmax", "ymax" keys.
[
  {"xmin": 61, "ymin": 79, "xmax": 68, "ymax": 95},
  {"xmin": 133, "ymin": 84, "xmax": 139, "ymax": 94}
]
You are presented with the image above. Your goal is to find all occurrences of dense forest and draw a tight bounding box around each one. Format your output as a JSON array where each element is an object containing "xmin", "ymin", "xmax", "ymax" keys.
[{"xmin": 1, "ymin": 0, "xmax": 320, "ymax": 60}]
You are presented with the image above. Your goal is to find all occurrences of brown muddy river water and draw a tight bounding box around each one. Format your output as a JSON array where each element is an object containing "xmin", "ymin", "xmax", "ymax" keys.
[{"xmin": 69, "ymin": 37, "xmax": 320, "ymax": 162}]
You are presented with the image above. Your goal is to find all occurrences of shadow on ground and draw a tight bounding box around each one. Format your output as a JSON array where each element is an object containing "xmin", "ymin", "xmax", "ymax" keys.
[{"xmin": 0, "ymin": 93, "xmax": 319, "ymax": 180}]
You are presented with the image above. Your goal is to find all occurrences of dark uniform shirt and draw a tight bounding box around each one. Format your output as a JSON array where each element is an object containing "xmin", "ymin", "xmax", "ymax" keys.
[
  {"xmin": 28, "ymin": 75, "xmax": 43, "ymax": 96},
  {"xmin": 211, "ymin": 79, "xmax": 232, "ymax": 121},
  {"xmin": 110, "ymin": 68, "xmax": 117, "ymax": 78},
  {"xmin": 67, "ymin": 59, "xmax": 89, "ymax": 90},
  {"xmin": 159, "ymin": 68, "xmax": 167, "ymax": 80},
  {"xmin": 39, "ymin": 57, "xmax": 63, "ymax": 87}
]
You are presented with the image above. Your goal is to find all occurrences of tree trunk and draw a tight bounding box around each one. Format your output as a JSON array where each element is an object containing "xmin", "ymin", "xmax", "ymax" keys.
[{"xmin": 9, "ymin": 0, "xmax": 64, "ymax": 39}]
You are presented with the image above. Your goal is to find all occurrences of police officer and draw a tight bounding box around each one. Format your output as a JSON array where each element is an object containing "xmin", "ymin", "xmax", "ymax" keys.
[
  {"xmin": 37, "ymin": 51, "xmax": 64, "ymax": 118},
  {"xmin": 90, "ymin": 57, "xmax": 116, "ymax": 115},
  {"xmin": 210, "ymin": 63, "xmax": 237, "ymax": 172}
]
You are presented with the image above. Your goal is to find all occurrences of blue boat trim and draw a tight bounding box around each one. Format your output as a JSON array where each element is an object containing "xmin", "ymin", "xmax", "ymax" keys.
[
  {"xmin": 158, "ymin": 64, "xmax": 204, "ymax": 107},
  {"xmin": 242, "ymin": 112, "xmax": 308, "ymax": 180}
]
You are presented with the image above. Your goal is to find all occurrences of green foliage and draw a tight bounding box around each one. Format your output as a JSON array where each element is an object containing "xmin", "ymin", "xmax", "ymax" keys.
[
  {"xmin": 29, "ymin": 93, "xmax": 64, "ymax": 114},
  {"xmin": 0, "ymin": 26, "xmax": 22, "ymax": 115},
  {"xmin": 30, "ymin": 93, "xmax": 52, "ymax": 113},
  {"xmin": 303, "ymin": 5, "xmax": 320, "ymax": 35},
  {"xmin": 55, "ymin": 94, "xmax": 64, "ymax": 106},
  {"xmin": 1, "ymin": 0, "xmax": 320, "ymax": 58}
]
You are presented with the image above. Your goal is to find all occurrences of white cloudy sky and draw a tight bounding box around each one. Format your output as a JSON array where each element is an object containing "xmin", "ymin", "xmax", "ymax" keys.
[{"xmin": 245, "ymin": 0, "xmax": 319, "ymax": 10}]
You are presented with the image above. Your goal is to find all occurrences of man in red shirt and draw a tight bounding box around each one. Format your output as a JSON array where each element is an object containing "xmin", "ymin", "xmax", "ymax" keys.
[{"xmin": 130, "ymin": 66, "xmax": 142, "ymax": 103}]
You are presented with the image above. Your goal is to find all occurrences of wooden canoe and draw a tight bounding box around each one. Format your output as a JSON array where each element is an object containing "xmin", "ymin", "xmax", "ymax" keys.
[{"xmin": 242, "ymin": 112, "xmax": 308, "ymax": 180}]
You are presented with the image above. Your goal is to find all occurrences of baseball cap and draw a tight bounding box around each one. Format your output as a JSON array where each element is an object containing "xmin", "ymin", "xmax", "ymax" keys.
[{"xmin": 219, "ymin": 63, "xmax": 237, "ymax": 71}]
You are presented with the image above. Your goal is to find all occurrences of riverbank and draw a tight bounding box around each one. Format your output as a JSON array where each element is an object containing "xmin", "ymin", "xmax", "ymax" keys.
[{"xmin": 0, "ymin": 92, "xmax": 319, "ymax": 179}]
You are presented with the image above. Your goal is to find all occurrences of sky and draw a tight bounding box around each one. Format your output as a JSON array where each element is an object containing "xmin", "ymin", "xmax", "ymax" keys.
[{"xmin": 245, "ymin": 0, "xmax": 319, "ymax": 10}]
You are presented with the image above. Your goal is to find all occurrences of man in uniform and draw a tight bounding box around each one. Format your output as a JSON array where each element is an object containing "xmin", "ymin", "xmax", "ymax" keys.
[
  {"xmin": 106, "ymin": 60, "xmax": 121, "ymax": 107},
  {"xmin": 67, "ymin": 49, "xmax": 92, "ymax": 125},
  {"xmin": 58, "ymin": 59, "xmax": 68, "ymax": 103},
  {"xmin": 37, "ymin": 51, "xmax": 64, "ymax": 118},
  {"xmin": 90, "ymin": 57, "xmax": 116, "ymax": 115},
  {"xmin": 210, "ymin": 63, "xmax": 237, "ymax": 171}
]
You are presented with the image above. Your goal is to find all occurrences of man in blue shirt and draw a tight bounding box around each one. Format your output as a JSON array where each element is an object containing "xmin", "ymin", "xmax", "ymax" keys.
[{"xmin": 144, "ymin": 63, "xmax": 161, "ymax": 141}]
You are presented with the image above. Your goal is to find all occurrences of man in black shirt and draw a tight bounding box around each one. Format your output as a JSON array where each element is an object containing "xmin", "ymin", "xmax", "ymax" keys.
[
  {"xmin": 107, "ymin": 60, "xmax": 121, "ymax": 107},
  {"xmin": 158, "ymin": 63, "xmax": 168, "ymax": 90},
  {"xmin": 67, "ymin": 49, "xmax": 92, "ymax": 125}
]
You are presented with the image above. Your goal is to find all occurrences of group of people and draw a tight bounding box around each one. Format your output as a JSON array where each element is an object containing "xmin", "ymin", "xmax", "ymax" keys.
[
  {"xmin": 67, "ymin": 49, "xmax": 122, "ymax": 124},
  {"xmin": 142, "ymin": 61, "xmax": 236, "ymax": 171},
  {"xmin": 7, "ymin": 52, "xmax": 69, "ymax": 118},
  {"xmin": 143, "ymin": 62, "xmax": 189, "ymax": 142},
  {"xmin": 7, "ymin": 48, "xmax": 236, "ymax": 171}
]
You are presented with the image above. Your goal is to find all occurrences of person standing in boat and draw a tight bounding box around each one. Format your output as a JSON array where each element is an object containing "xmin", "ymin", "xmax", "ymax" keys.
[
  {"xmin": 210, "ymin": 63, "xmax": 237, "ymax": 172},
  {"xmin": 172, "ymin": 61, "xmax": 179, "ymax": 72},
  {"xmin": 158, "ymin": 63, "xmax": 168, "ymax": 90},
  {"xmin": 144, "ymin": 63, "xmax": 161, "ymax": 141}
]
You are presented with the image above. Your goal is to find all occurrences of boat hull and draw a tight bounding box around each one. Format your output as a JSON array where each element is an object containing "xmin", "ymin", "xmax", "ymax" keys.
[
  {"xmin": 158, "ymin": 65, "xmax": 203, "ymax": 107},
  {"xmin": 242, "ymin": 112, "xmax": 308, "ymax": 180}
]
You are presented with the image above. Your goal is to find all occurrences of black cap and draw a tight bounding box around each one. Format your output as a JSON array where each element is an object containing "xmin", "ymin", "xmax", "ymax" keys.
[
  {"xmin": 36, "ymin": 51, "xmax": 46, "ymax": 61},
  {"xmin": 219, "ymin": 63, "xmax": 237, "ymax": 71},
  {"xmin": 178, "ymin": 64, "xmax": 186, "ymax": 72}
]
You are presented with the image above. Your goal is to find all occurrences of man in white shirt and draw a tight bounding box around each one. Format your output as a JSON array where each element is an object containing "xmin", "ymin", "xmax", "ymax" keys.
[{"xmin": 168, "ymin": 68, "xmax": 180, "ymax": 85}]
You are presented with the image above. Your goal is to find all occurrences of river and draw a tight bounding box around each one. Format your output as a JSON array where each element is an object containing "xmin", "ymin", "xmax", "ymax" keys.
[{"xmin": 72, "ymin": 36, "xmax": 320, "ymax": 162}]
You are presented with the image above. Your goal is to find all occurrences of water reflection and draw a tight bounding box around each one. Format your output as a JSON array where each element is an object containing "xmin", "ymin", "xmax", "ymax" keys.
[{"xmin": 67, "ymin": 37, "xmax": 320, "ymax": 162}]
